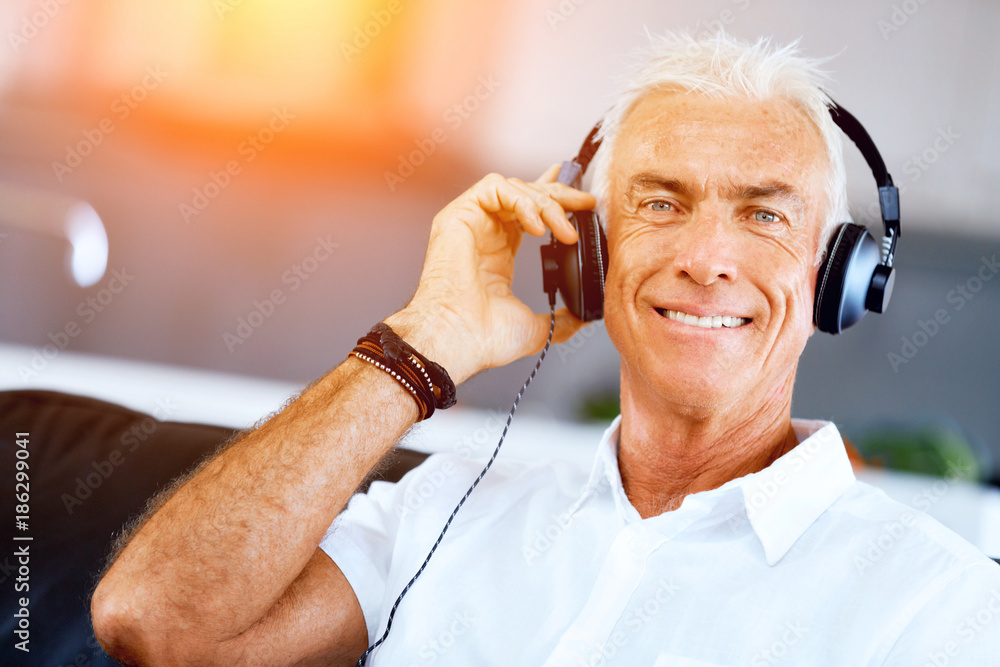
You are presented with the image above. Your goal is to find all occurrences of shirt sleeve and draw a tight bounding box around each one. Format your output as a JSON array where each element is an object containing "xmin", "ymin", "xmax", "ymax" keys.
[
  {"xmin": 880, "ymin": 558, "xmax": 1000, "ymax": 665},
  {"xmin": 318, "ymin": 475, "xmax": 411, "ymax": 646}
]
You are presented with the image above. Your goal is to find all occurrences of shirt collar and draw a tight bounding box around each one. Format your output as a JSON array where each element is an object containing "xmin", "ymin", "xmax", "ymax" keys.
[
  {"xmin": 741, "ymin": 419, "xmax": 856, "ymax": 565},
  {"xmin": 576, "ymin": 416, "xmax": 856, "ymax": 566}
]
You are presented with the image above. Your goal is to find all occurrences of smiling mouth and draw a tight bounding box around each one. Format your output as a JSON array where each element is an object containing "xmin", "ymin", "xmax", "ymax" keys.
[{"xmin": 654, "ymin": 308, "xmax": 751, "ymax": 329}]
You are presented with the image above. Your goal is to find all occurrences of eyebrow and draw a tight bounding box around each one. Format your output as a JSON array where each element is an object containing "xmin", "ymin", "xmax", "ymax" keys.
[
  {"xmin": 624, "ymin": 173, "xmax": 805, "ymax": 209},
  {"xmin": 624, "ymin": 174, "xmax": 692, "ymax": 199},
  {"xmin": 725, "ymin": 182, "xmax": 804, "ymax": 208}
]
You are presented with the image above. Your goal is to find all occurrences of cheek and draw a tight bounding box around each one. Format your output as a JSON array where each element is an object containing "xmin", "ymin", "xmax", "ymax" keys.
[
  {"xmin": 603, "ymin": 223, "xmax": 656, "ymax": 343},
  {"xmin": 603, "ymin": 246, "xmax": 635, "ymax": 333},
  {"xmin": 772, "ymin": 263, "xmax": 818, "ymax": 343},
  {"xmin": 605, "ymin": 223, "xmax": 661, "ymax": 303},
  {"xmin": 756, "ymin": 225, "xmax": 821, "ymax": 320},
  {"xmin": 799, "ymin": 265, "xmax": 820, "ymax": 335},
  {"xmin": 790, "ymin": 243, "xmax": 820, "ymax": 315}
]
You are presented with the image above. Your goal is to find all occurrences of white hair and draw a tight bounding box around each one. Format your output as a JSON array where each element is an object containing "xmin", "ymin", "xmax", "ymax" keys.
[{"xmin": 587, "ymin": 31, "xmax": 851, "ymax": 265}]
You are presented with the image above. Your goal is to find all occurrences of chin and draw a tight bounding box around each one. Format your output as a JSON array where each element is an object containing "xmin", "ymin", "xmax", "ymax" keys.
[{"xmin": 634, "ymin": 352, "xmax": 747, "ymax": 411}]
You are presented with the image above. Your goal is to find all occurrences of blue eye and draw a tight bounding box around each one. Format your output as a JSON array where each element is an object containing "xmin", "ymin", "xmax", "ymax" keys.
[
  {"xmin": 754, "ymin": 210, "xmax": 779, "ymax": 223},
  {"xmin": 649, "ymin": 201, "xmax": 672, "ymax": 212}
]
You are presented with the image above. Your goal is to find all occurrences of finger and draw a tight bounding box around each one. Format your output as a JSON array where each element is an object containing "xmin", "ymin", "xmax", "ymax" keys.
[
  {"xmin": 510, "ymin": 178, "xmax": 578, "ymax": 244},
  {"xmin": 478, "ymin": 175, "xmax": 576, "ymax": 241},
  {"xmin": 507, "ymin": 187, "xmax": 548, "ymax": 237},
  {"xmin": 536, "ymin": 163, "xmax": 561, "ymax": 183},
  {"xmin": 471, "ymin": 174, "xmax": 546, "ymax": 236},
  {"xmin": 525, "ymin": 185, "xmax": 580, "ymax": 245},
  {"xmin": 472, "ymin": 174, "xmax": 587, "ymax": 245},
  {"xmin": 533, "ymin": 180, "xmax": 597, "ymax": 212},
  {"xmin": 518, "ymin": 179, "xmax": 598, "ymax": 244},
  {"xmin": 531, "ymin": 164, "xmax": 597, "ymax": 212}
]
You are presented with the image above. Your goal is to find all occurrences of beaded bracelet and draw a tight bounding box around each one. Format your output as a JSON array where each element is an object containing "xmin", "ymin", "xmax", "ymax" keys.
[
  {"xmin": 349, "ymin": 322, "xmax": 457, "ymax": 421},
  {"xmin": 351, "ymin": 342, "xmax": 434, "ymax": 420}
]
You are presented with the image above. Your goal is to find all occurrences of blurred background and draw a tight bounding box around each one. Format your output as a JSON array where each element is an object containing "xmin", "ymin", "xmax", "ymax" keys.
[
  {"xmin": 0, "ymin": 0, "xmax": 998, "ymax": 479},
  {"xmin": 1, "ymin": 2, "xmax": 1000, "ymax": 664}
]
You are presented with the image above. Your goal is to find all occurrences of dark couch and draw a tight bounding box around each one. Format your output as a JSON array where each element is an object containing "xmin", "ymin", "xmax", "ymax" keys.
[{"xmin": 0, "ymin": 389, "xmax": 427, "ymax": 667}]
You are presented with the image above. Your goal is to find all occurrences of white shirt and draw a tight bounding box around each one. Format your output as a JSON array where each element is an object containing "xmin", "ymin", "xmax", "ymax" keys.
[{"xmin": 320, "ymin": 417, "xmax": 1000, "ymax": 665}]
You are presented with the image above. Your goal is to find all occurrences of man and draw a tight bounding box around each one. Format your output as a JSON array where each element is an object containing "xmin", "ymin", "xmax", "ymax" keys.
[{"xmin": 92, "ymin": 32, "xmax": 1000, "ymax": 665}]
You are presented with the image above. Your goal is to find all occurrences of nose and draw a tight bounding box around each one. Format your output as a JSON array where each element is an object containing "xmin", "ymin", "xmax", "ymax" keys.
[{"xmin": 672, "ymin": 207, "xmax": 739, "ymax": 286}]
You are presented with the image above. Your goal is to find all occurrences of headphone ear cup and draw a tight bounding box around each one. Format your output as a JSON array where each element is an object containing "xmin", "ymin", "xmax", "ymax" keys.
[
  {"xmin": 540, "ymin": 210, "xmax": 608, "ymax": 322},
  {"xmin": 814, "ymin": 223, "xmax": 882, "ymax": 334},
  {"xmin": 573, "ymin": 210, "xmax": 608, "ymax": 321}
]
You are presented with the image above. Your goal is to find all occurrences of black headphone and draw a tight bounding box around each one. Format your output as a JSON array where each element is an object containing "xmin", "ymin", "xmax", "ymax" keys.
[{"xmin": 540, "ymin": 100, "xmax": 901, "ymax": 334}]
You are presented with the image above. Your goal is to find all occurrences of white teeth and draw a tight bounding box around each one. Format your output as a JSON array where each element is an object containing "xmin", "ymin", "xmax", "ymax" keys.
[{"xmin": 662, "ymin": 309, "xmax": 747, "ymax": 329}]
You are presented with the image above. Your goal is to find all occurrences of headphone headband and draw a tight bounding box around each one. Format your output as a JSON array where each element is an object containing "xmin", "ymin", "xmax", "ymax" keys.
[
  {"xmin": 827, "ymin": 101, "xmax": 900, "ymax": 266},
  {"xmin": 556, "ymin": 122, "xmax": 602, "ymax": 188}
]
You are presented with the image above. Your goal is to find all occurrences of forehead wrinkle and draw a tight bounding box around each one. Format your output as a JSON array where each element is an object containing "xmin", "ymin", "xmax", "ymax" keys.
[{"xmin": 611, "ymin": 96, "xmax": 827, "ymax": 221}]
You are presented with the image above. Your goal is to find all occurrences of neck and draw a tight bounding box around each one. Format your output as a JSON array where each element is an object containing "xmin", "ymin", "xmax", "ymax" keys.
[{"xmin": 617, "ymin": 368, "xmax": 799, "ymax": 519}]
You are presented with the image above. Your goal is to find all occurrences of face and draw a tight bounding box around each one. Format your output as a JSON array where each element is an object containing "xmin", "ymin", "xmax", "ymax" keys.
[{"xmin": 602, "ymin": 90, "xmax": 829, "ymax": 412}]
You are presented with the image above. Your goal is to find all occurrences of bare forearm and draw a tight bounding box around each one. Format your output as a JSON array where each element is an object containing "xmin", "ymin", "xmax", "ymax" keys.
[
  {"xmin": 92, "ymin": 168, "xmax": 593, "ymax": 663},
  {"xmin": 92, "ymin": 309, "xmax": 452, "ymax": 655}
]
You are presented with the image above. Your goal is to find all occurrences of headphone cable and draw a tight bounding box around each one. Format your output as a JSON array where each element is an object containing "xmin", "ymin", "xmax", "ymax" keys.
[{"xmin": 356, "ymin": 303, "xmax": 557, "ymax": 666}]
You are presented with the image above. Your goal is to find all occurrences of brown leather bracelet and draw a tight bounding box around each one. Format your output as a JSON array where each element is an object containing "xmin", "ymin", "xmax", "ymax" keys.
[
  {"xmin": 364, "ymin": 323, "xmax": 457, "ymax": 409},
  {"xmin": 349, "ymin": 346, "xmax": 432, "ymax": 421},
  {"xmin": 349, "ymin": 322, "xmax": 457, "ymax": 421}
]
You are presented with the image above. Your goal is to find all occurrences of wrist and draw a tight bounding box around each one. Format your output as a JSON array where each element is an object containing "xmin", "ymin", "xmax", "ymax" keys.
[{"xmin": 383, "ymin": 306, "xmax": 479, "ymax": 387}]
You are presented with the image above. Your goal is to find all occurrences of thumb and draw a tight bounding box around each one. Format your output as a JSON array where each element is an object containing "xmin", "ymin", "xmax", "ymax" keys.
[
  {"xmin": 529, "ymin": 307, "xmax": 588, "ymax": 353},
  {"xmin": 552, "ymin": 307, "xmax": 589, "ymax": 344}
]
